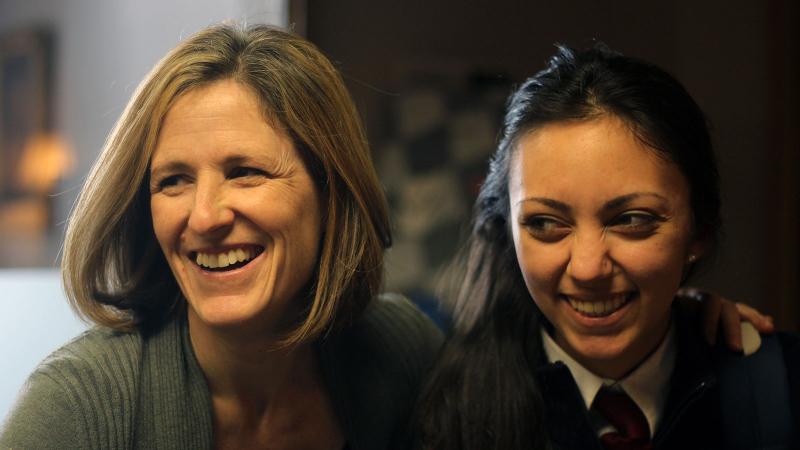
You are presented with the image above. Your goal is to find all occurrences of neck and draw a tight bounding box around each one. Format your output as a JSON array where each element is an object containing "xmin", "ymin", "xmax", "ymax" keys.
[{"xmin": 187, "ymin": 309, "xmax": 317, "ymax": 408}]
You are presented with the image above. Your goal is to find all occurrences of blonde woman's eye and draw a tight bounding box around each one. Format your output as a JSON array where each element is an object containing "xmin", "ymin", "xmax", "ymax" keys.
[
  {"xmin": 159, "ymin": 175, "xmax": 182, "ymax": 188},
  {"xmin": 229, "ymin": 167, "xmax": 266, "ymax": 179},
  {"xmin": 150, "ymin": 174, "xmax": 189, "ymax": 195},
  {"xmin": 152, "ymin": 174, "xmax": 187, "ymax": 194}
]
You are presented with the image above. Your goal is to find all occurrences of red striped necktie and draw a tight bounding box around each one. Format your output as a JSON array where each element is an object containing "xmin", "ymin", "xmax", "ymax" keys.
[{"xmin": 592, "ymin": 387, "xmax": 654, "ymax": 450}]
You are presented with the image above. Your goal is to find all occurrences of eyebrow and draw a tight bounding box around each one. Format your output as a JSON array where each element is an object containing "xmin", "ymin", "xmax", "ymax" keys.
[
  {"xmin": 149, "ymin": 154, "xmax": 276, "ymax": 179},
  {"xmin": 518, "ymin": 192, "xmax": 669, "ymax": 214},
  {"xmin": 521, "ymin": 197, "xmax": 572, "ymax": 214}
]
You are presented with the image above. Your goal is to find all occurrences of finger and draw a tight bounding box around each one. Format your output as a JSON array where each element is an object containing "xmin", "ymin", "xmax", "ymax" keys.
[
  {"xmin": 701, "ymin": 291, "xmax": 722, "ymax": 346},
  {"xmin": 720, "ymin": 299, "xmax": 743, "ymax": 352},
  {"xmin": 735, "ymin": 302, "xmax": 775, "ymax": 334},
  {"xmin": 741, "ymin": 322, "xmax": 762, "ymax": 356}
]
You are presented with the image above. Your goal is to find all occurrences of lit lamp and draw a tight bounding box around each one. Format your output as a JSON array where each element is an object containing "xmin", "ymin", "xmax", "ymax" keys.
[
  {"xmin": 0, "ymin": 132, "xmax": 74, "ymax": 266},
  {"xmin": 17, "ymin": 132, "xmax": 75, "ymax": 195}
]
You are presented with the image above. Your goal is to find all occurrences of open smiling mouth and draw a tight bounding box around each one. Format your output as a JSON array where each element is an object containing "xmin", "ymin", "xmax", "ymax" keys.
[
  {"xmin": 561, "ymin": 292, "xmax": 638, "ymax": 318},
  {"xmin": 190, "ymin": 246, "xmax": 265, "ymax": 272}
]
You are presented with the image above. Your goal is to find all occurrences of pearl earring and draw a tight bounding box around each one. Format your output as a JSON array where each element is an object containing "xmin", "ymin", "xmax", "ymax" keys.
[{"xmin": 687, "ymin": 254, "xmax": 697, "ymax": 263}]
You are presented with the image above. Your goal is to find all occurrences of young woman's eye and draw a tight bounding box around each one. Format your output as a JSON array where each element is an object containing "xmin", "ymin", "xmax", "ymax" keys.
[
  {"xmin": 612, "ymin": 212, "xmax": 662, "ymax": 234},
  {"xmin": 523, "ymin": 216, "xmax": 570, "ymax": 242}
]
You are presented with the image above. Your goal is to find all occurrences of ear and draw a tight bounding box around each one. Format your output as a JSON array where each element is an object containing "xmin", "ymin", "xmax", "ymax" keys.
[{"xmin": 686, "ymin": 237, "xmax": 708, "ymax": 265}]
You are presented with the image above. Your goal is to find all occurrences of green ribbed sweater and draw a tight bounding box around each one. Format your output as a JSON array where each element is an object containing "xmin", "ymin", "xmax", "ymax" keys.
[{"xmin": 0, "ymin": 294, "xmax": 443, "ymax": 449}]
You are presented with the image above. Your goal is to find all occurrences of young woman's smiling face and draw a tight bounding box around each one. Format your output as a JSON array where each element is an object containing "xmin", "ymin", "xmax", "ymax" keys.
[
  {"xmin": 149, "ymin": 79, "xmax": 323, "ymax": 337},
  {"xmin": 508, "ymin": 115, "xmax": 704, "ymax": 378}
]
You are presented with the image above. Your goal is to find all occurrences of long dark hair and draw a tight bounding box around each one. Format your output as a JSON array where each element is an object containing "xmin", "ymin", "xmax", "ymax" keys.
[{"xmin": 416, "ymin": 44, "xmax": 721, "ymax": 449}]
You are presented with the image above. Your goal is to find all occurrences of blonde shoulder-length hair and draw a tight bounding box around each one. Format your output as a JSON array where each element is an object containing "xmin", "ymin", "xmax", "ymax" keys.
[{"xmin": 62, "ymin": 23, "xmax": 391, "ymax": 345}]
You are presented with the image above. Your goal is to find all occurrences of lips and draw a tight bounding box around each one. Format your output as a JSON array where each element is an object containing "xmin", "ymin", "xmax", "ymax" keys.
[
  {"xmin": 562, "ymin": 292, "xmax": 636, "ymax": 318},
  {"xmin": 190, "ymin": 245, "xmax": 264, "ymax": 271}
]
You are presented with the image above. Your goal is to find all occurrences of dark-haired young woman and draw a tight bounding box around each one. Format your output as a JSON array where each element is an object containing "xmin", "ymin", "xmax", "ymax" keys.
[{"xmin": 417, "ymin": 45, "xmax": 799, "ymax": 450}]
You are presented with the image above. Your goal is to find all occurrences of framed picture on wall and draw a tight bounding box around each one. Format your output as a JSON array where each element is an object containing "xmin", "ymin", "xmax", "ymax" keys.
[{"xmin": 0, "ymin": 28, "xmax": 59, "ymax": 267}]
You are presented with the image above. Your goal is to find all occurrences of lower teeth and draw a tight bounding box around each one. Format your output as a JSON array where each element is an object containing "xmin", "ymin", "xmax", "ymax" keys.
[{"xmin": 202, "ymin": 259, "xmax": 251, "ymax": 271}]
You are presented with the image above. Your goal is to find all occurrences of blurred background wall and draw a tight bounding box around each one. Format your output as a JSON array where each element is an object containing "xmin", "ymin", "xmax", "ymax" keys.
[{"xmin": 0, "ymin": 0, "xmax": 797, "ymax": 415}]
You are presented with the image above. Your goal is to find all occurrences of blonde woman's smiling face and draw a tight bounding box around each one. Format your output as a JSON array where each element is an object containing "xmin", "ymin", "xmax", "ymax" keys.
[
  {"xmin": 508, "ymin": 115, "xmax": 704, "ymax": 379},
  {"xmin": 149, "ymin": 79, "xmax": 322, "ymax": 336}
]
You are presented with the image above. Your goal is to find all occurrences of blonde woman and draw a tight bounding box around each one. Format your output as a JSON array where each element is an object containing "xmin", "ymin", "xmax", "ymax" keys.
[{"xmin": 0, "ymin": 24, "xmax": 441, "ymax": 449}]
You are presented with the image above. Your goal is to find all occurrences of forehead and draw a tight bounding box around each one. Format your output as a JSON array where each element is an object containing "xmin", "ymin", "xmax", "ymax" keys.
[
  {"xmin": 151, "ymin": 79, "xmax": 292, "ymax": 164},
  {"xmin": 509, "ymin": 116, "xmax": 690, "ymax": 205},
  {"xmin": 159, "ymin": 80, "xmax": 272, "ymax": 139}
]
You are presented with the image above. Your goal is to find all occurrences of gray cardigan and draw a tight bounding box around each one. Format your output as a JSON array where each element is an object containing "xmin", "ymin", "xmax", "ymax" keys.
[{"xmin": 0, "ymin": 294, "xmax": 443, "ymax": 449}]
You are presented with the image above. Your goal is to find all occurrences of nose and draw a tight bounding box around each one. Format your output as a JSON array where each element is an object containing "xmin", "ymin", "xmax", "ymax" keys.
[
  {"xmin": 566, "ymin": 231, "xmax": 614, "ymax": 284},
  {"xmin": 187, "ymin": 179, "xmax": 234, "ymax": 237}
]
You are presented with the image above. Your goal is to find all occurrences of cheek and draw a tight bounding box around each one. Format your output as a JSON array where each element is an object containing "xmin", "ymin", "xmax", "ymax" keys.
[
  {"xmin": 616, "ymin": 240, "xmax": 686, "ymax": 293},
  {"xmin": 260, "ymin": 187, "xmax": 323, "ymax": 262},
  {"xmin": 514, "ymin": 234, "xmax": 564, "ymax": 300},
  {"xmin": 150, "ymin": 198, "xmax": 177, "ymax": 252},
  {"xmin": 292, "ymin": 207, "xmax": 323, "ymax": 262}
]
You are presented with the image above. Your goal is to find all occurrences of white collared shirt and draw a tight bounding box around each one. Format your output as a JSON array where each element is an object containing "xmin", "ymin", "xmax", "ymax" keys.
[{"xmin": 541, "ymin": 321, "xmax": 677, "ymax": 437}]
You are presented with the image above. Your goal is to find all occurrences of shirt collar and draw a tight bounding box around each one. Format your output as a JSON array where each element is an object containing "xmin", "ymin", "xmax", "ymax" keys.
[{"xmin": 541, "ymin": 320, "xmax": 677, "ymax": 436}]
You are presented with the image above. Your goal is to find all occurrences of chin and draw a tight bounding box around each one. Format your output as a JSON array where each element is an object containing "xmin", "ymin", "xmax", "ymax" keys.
[
  {"xmin": 566, "ymin": 332, "xmax": 634, "ymax": 364},
  {"xmin": 188, "ymin": 294, "xmax": 268, "ymax": 328}
]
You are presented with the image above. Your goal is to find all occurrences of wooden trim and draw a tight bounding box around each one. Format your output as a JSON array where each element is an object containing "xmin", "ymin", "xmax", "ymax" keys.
[{"xmin": 766, "ymin": 0, "xmax": 799, "ymax": 331}]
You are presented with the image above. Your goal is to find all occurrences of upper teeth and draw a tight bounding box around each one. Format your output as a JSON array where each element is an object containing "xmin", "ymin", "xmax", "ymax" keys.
[
  {"xmin": 568, "ymin": 295, "xmax": 628, "ymax": 317},
  {"xmin": 196, "ymin": 248, "xmax": 254, "ymax": 269}
]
